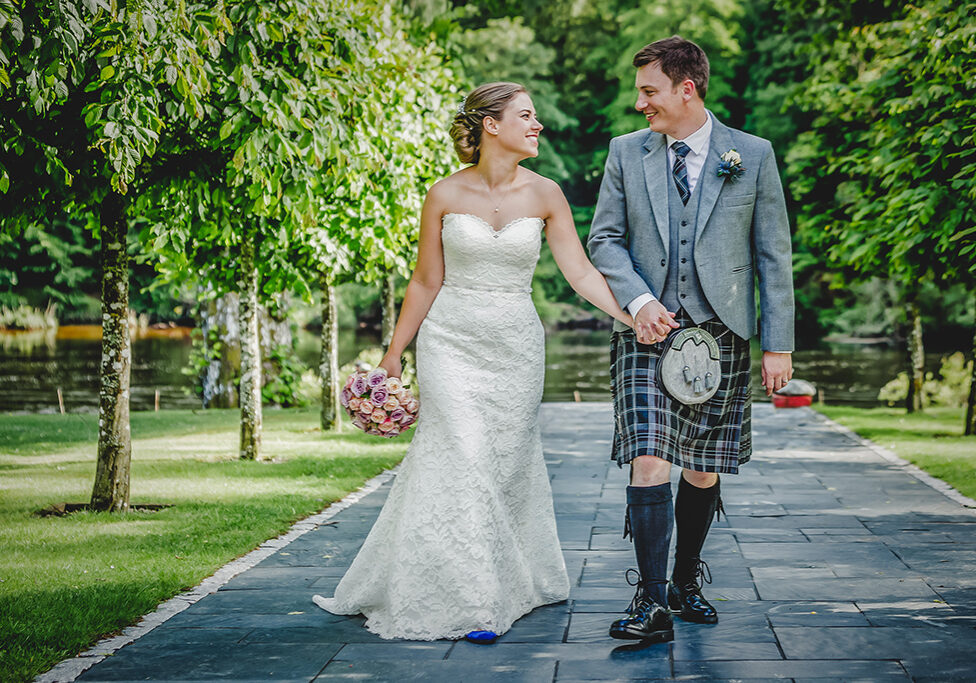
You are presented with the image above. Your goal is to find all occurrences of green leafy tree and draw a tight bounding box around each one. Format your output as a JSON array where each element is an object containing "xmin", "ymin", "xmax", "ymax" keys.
[
  {"xmin": 786, "ymin": 0, "xmax": 975, "ymax": 425},
  {"xmin": 0, "ymin": 0, "xmax": 215, "ymax": 510}
]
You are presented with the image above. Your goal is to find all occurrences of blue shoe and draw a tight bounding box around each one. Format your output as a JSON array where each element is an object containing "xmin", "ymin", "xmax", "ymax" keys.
[{"xmin": 465, "ymin": 630, "xmax": 498, "ymax": 644}]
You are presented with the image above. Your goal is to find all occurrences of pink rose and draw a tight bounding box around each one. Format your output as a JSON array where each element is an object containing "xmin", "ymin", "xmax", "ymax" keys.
[
  {"xmin": 399, "ymin": 413, "xmax": 417, "ymax": 427},
  {"xmin": 395, "ymin": 388, "xmax": 409, "ymax": 402},
  {"xmin": 370, "ymin": 385, "xmax": 389, "ymax": 405},
  {"xmin": 404, "ymin": 398, "xmax": 419, "ymax": 413},
  {"xmin": 339, "ymin": 388, "xmax": 352, "ymax": 407},
  {"xmin": 371, "ymin": 408, "xmax": 387, "ymax": 423},
  {"xmin": 383, "ymin": 396, "xmax": 400, "ymax": 411},
  {"xmin": 359, "ymin": 399, "xmax": 374, "ymax": 414},
  {"xmin": 352, "ymin": 415, "xmax": 366, "ymax": 430},
  {"xmin": 351, "ymin": 374, "xmax": 369, "ymax": 396},
  {"xmin": 344, "ymin": 374, "xmax": 356, "ymax": 390},
  {"xmin": 366, "ymin": 369, "xmax": 387, "ymax": 388},
  {"xmin": 386, "ymin": 377, "xmax": 403, "ymax": 393},
  {"xmin": 348, "ymin": 397, "xmax": 362, "ymax": 412},
  {"xmin": 378, "ymin": 418, "xmax": 396, "ymax": 432}
]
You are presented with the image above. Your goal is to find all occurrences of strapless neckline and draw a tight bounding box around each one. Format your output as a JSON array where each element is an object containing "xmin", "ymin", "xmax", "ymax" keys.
[{"xmin": 443, "ymin": 212, "xmax": 544, "ymax": 236}]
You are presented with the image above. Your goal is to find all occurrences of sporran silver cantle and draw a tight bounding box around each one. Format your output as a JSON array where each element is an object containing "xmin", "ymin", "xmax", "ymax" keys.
[{"xmin": 657, "ymin": 327, "xmax": 722, "ymax": 405}]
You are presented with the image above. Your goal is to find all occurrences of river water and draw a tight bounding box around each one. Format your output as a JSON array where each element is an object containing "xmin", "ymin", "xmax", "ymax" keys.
[{"xmin": 0, "ymin": 325, "xmax": 931, "ymax": 414}]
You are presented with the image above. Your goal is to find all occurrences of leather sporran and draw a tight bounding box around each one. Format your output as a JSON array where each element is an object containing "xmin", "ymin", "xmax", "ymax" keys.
[{"xmin": 657, "ymin": 327, "xmax": 722, "ymax": 405}]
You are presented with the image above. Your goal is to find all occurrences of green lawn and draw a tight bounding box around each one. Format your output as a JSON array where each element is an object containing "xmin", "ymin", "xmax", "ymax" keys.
[
  {"xmin": 0, "ymin": 408, "xmax": 409, "ymax": 683},
  {"xmin": 814, "ymin": 405, "xmax": 976, "ymax": 500}
]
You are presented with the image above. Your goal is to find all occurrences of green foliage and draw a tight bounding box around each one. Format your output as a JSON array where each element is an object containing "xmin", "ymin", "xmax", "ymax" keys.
[
  {"xmin": 600, "ymin": 0, "xmax": 744, "ymax": 136},
  {"xmin": 879, "ymin": 352, "xmax": 974, "ymax": 408},
  {"xmin": 787, "ymin": 0, "xmax": 976, "ymax": 287}
]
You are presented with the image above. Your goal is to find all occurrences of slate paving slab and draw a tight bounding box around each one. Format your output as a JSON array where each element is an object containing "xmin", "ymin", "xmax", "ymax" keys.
[{"xmin": 54, "ymin": 403, "xmax": 976, "ymax": 683}]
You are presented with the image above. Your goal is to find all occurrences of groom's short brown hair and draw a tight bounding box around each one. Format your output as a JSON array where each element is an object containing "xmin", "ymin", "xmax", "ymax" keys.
[{"xmin": 633, "ymin": 36, "xmax": 710, "ymax": 100}]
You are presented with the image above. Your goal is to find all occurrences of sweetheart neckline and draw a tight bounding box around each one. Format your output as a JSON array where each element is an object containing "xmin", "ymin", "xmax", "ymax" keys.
[{"xmin": 442, "ymin": 212, "xmax": 544, "ymax": 235}]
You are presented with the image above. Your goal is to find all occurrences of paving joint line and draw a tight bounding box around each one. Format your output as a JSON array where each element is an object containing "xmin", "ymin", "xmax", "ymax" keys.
[
  {"xmin": 809, "ymin": 408, "xmax": 976, "ymax": 512},
  {"xmin": 34, "ymin": 464, "xmax": 402, "ymax": 683}
]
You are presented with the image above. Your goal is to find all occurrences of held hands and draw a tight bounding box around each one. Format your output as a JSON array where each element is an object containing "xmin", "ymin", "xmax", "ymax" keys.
[
  {"xmin": 761, "ymin": 351, "xmax": 793, "ymax": 397},
  {"xmin": 634, "ymin": 300, "xmax": 680, "ymax": 345}
]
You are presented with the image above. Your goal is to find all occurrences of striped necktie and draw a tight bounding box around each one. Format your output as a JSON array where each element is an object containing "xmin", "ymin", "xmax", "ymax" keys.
[{"xmin": 671, "ymin": 141, "xmax": 691, "ymax": 205}]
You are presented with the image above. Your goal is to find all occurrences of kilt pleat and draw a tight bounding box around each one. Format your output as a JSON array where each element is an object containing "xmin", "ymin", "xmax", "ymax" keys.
[{"xmin": 610, "ymin": 312, "xmax": 752, "ymax": 474}]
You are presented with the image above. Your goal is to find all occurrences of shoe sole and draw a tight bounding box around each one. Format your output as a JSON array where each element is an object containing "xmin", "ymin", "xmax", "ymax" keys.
[{"xmin": 608, "ymin": 626, "xmax": 674, "ymax": 642}]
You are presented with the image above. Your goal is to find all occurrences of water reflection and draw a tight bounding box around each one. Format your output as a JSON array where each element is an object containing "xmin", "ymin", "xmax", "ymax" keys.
[{"xmin": 0, "ymin": 325, "xmax": 929, "ymax": 413}]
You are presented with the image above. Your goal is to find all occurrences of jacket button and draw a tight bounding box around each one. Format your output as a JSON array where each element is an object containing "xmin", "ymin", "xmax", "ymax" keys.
[
  {"xmin": 681, "ymin": 257, "xmax": 687, "ymax": 264},
  {"xmin": 680, "ymin": 239, "xmax": 687, "ymax": 245},
  {"xmin": 681, "ymin": 220, "xmax": 688, "ymax": 227},
  {"xmin": 681, "ymin": 275, "xmax": 687, "ymax": 282},
  {"xmin": 660, "ymin": 259, "xmax": 666, "ymax": 267}
]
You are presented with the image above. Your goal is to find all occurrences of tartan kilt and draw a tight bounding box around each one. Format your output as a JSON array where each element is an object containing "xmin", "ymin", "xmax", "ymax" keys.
[{"xmin": 610, "ymin": 313, "xmax": 752, "ymax": 474}]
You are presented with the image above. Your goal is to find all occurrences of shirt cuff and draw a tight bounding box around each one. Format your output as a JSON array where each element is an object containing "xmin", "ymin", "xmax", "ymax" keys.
[{"xmin": 626, "ymin": 293, "xmax": 656, "ymax": 316}]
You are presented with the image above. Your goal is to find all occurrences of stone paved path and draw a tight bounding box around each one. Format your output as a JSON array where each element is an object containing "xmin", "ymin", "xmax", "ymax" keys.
[{"xmin": 66, "ymin": 404, "xmax": 976, "ymax": 682}]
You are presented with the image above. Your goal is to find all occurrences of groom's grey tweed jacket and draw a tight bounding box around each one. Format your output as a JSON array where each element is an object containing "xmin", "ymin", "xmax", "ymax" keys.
[{"xmin": 587, "ymin": 113, "xmax": 795, "ymax": 352}]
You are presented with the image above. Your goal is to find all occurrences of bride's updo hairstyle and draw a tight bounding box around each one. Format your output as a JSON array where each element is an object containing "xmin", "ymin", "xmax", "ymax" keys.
[{"xmin": 450, "ymin": 82, "xmax": 527, "ymax": 164}]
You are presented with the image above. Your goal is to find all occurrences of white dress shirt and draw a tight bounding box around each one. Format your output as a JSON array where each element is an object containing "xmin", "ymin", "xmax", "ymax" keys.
[{"xmin": 626, "ymin": 117, "xmax": 712, "ymax": 317}]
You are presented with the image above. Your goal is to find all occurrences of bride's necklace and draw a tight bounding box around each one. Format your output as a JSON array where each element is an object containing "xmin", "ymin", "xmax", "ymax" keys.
[{"xmin": 478, "ymin": 173, "xmax": 514, "ymax": 214}]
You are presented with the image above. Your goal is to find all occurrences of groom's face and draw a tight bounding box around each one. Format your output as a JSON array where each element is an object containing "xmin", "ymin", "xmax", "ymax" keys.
[{"xmin": 634, "ymin": 61, "xmax": 688, "ymax": 137}]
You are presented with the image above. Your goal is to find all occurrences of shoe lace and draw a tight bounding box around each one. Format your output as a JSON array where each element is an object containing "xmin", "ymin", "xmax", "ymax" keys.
[
  {"xmin": 624, "ymin": 568, "xmax": 644, "ymax": 614},
  {"xmin": 685, "ymin": 559, "xmax": 712, "ymax": 592}
]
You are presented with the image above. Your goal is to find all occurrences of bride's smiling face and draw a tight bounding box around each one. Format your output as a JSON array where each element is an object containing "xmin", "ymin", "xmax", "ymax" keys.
[{"xmin": 485, "ymin": 92, "xmax": 543, "ymax": 158}]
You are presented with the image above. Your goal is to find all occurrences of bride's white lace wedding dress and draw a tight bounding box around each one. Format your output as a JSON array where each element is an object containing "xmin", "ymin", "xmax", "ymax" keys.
[{"xmin": 313, "ymin": 212, "xmax": 570, "ymax": 640}]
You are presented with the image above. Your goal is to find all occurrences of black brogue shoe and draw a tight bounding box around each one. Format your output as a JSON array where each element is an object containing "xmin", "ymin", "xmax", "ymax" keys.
[
  {"xmin": 609, "ymin": 594, "xmax": 674, "ymax": 642},
  {"xmin": 667, "ymin": 560, "xmax": 718, "ymax": 624}
]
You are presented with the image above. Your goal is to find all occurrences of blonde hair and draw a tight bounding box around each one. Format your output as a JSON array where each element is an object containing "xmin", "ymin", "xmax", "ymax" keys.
[{"xmin": 449, "ymin": 82, "xmax": 527, "ymax": 164}]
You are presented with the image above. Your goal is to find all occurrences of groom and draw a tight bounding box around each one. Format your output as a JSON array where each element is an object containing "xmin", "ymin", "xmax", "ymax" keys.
[{"xmin": 587, "ymin": 36, "xmax": 794, "ymax": 641}]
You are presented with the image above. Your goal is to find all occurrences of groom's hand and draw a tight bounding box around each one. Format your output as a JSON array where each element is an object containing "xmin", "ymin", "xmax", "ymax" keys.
[
  {"xmin": 634, "ymin": 300, "xmax": 679, "ymax": 345},
  {"xmin": 761, "ymin": 351, "xmax": 793, "ymax": 396}
]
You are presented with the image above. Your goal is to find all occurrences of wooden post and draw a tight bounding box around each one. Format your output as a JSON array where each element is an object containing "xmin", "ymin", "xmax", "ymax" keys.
[
  {"xmin": 154, "ymin": 389, "xmax": 160, "ymax": 412},
  {"xmin": 57, "ymin": 388, "xmax": 65, "ymax": 414}
]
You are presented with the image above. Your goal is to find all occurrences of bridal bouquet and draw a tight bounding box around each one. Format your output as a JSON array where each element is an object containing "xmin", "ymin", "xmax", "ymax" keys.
[{"xmin": 341, "ymin": 368, "xmax": 419, "ymax": 438}]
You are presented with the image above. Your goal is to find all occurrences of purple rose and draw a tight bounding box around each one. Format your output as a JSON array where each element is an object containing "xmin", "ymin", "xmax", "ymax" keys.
[
  {"xmin": 366, "ymin": 369, "xmax": 387, "ymax": 388},
  {"xmin": 339, "ymin": 388, "xmax": 352, "ymax": 407},
  {"xmin": 351, "ymin": 374, "xmax": 369, "ymax": 397},
  {"xmin": 370, "ymin": 385, "xmax": 389, "ymax": 405},
  {"xmin": 399, "ymin": 414, "xmax": 417, "ymax": 427},
  {"xmin": 389, "ymin": 407, "xmax": 406, "ymax": 422}
]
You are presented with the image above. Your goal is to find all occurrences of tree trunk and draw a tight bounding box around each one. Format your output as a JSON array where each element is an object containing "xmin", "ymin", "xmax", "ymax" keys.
[
  {"xmin": 202, "ymin": 293, "xmax": 240, "ymax": 408},
  {"xmin": 905, "ymin": 299, "xmax": 924, "ymax": 413},
  {"xmin": 90, "ymin": 192, "xmax": 131, "ymax": 512},
  {"xmin": 966, "ymin": 305, "xmax": 976, "ymax": 436},
  {"xmin": 381, "ymin": 273, "xmax": 396, "ymax": 349},
  {"xmin": 238, "ymin": 224, "xmax": 262, "ymax": 460},
  {"xmin": 320, "ymin": 276, "xmax": 340, "ymax": 430}
]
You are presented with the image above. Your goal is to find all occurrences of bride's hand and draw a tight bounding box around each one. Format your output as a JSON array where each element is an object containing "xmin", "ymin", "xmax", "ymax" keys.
[{"xmin": 378, "ymin": 353, "xmax": 402, "ymax": 379}]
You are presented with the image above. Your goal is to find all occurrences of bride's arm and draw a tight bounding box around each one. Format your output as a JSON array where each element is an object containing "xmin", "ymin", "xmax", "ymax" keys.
[
  {"xmin": 542, "ymin": 181, "xmax": 633, "ymax": 328},
  {"xmin": 379, "ymin": 186, "xmax": 447, "ymax": 378}
]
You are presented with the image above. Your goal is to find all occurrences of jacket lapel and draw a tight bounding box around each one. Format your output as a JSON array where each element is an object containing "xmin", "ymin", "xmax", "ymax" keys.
[
  {"xmin": 641, "ymin": 132, "xmax": 670, "ymax": 256},
  {"xmin": 695, "ymin": 113, "xmax": 732, "ymax": 245}
]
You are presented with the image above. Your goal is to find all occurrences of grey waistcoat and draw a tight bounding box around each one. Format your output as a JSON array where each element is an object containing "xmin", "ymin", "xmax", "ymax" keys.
[{"xmin": 659, "ymin": 173, "xmax": 716, "ymax": 323}]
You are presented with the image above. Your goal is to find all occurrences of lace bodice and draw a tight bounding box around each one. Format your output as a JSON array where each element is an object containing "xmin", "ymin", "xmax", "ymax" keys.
[{"xmin": 441, "ymin": 213, "xmax": 543, "ymax": 292}]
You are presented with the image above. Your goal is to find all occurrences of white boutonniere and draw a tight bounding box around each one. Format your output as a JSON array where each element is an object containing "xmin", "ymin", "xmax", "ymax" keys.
[{"xmin": 717, "ymin": 149, "xmax": 745, "ymax": 181}]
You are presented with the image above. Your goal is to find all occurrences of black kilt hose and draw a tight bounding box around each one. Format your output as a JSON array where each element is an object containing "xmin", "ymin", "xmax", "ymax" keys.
[{"xmin": 610, "ymin": 311, "xmax": 752, "ymax": 474}]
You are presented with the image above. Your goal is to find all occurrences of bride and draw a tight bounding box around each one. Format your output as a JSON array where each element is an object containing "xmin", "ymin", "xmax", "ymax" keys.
[{"xmin": 313, "ymin": 82, "xmax": 632, "ymax": 641}]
